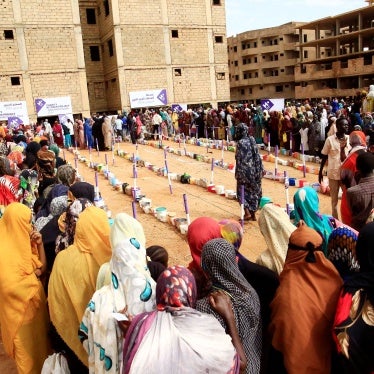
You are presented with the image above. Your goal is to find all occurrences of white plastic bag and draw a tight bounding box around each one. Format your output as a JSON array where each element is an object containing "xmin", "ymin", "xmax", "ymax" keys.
[{"xmin": 41, "ymin": 352, "xmax": 70, "ymax": 374}]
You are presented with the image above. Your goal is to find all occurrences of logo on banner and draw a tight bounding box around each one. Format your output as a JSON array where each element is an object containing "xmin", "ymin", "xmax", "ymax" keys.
[
  {"xmin": 7, "ymin": 116, "xmax": 23, "ymax": 130},
  {"xmin": 157, "ymin": 89, "xmax": 167, "ymax": 105},
  {"xmin": 171, "ymin": 104, "xmax": 183, "ymax": 112},
  {"xmin": 35, "ymin": 99, "xmax": 47, "ymax": 114},
  {"xmin": 261, "ymin": 99, "xmax": 274, "ymax": 111}
]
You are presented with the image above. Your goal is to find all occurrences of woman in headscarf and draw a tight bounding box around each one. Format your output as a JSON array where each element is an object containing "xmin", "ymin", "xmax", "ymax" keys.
[
  {"xmin": 269, "ymin": 221, "xmax": 342, "ymax": 374},
  {"xmin": 219, "ymin": 218, "xmax": 279, "ymax": 373},
  {"xmin": 327, "ymin": 226, "xmax": 360, "ymax": 279},
  {"xmin": 55, "ymin": 197, "xmax": 93, "ymax": 254},
  {"xmin": 79, "ymin": 231, "xmax": 156, "ymax": 373},
  {"xmin": 332, "ymin": 222, "xmax": 374, "ymax": 374},
  {"xmin": 35, "ymin": 183, "xmax": 68, "ymax": 219},
  {"xmin": 0, "ymin": 203, "xmax": 50, "ymax": 373},
  {"xmin": 49, "ymin": 143, "xmax": 66, "ymax": 169},
  {"xmin": 122, "ymin": 265, "xmax": 245, "ymax": 374},
  {"xmin": 34, "ymin": 195, "xmax": 68, "ymax": 232},
  {"xmin": 56, "ymin": 164, "xmax": 76, "ymax": 187},
  {"xmin": 257, "ymin": 203, "xmax": 297, "ymax": 275},
  {"xmin": 52, "ymin": 121, "xmax": 64, "ymax": 147},
  {"xmin": 36, "ymin": 139, "xmax": 56, "ymax": 195},
  {"xmin": 187, "ymin": 216, "xmax": 222, "ymax": 299},
  {"xmin": 196, "ymin": 238, "xmax": 262, "ymax": 374},
  {"xmin": 234, "ymin": 122, "xmax": 264, "ymax": 221},
  {"xmin": 48, "ymin": 206, "xmax": 111, "ymax": 372},
  {"xmin": 95, "ymin": 212, "xmax": 147, "ymax": 290},
  {"xmin": 0, "ymin": 156, "xmax": 20, "ymax": 208},
  {"xmin": 23, "ymin": 141, "xmax": 41, "ymax": 169},
  {"xmin": 69, "ymin": 181, "xmax": 95, "ymax": 202},
  {"xmin": 340, "ymin": 130, "xmax": 367, "ymax": 226},
  {"xmin": 293, "ymin": 186, "xmax": 334, "ymax": 255},
  {"xmin": 19, "ymin": 169, "xmax": 39, "ymax": 210}
]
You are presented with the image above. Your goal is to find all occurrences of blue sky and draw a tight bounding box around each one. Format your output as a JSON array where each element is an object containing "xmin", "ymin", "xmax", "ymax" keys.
[{"xmin": 225, "ymin": 0, "xmax": 368, "ymax": 36}]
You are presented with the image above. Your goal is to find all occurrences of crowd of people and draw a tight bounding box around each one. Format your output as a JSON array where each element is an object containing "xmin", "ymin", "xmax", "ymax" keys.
[{"xmin": 0, "ymin": 93, "xmax": 374, "ymax": 374}]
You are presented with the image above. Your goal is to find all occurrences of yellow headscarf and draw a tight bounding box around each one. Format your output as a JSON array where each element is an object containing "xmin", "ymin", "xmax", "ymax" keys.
[
  {"xmin": 48, "ymin": 206, "xmax": 111, "ymax": 365},
  {"xmin": 0, "ymin": 203, "xmax": 41, "ymax": 356}
]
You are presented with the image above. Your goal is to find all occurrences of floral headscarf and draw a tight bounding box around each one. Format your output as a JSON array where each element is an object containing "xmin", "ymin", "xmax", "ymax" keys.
[{"xmin": 156, "ymin": 265, "xmax": 196, "ymax": 311}]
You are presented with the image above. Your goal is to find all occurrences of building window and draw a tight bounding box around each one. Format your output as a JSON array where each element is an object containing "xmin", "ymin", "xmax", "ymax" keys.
[
  {"xmin": 90, "ymin": 46, "xmax": 100, "ymax": 61},
  {"xmin": 216, "ymin": 72, "xmax": 225, "ymax": 80},
  {"xmin": 11, "ymin": 76, "xmax": 20, "ymax": 85},
  {"xmin": 280, "ymin": 69, "xmax": 285, "ymax": 72},
  {"xmin": 274, "ymin": 39, "xmax": 278, "ymax": 45},
  {"xmin": 303, "ymin": 34, "xmax": 307, "ymax": 42},
  {"xmin": 254, "ymin": 57, "xmax": 257, "ymax": 63},
  {"xmin": 234, "ymin": 61, "xmax": 238, "ymax": 66},
  {"xmin": 275, "ymin": 85, "xmax": 283, "ymax": 92},
  {"xmin": 241, "ymin": 89, "xmax": 245, "ymax": 95},
  {"xmin": 233, "ymin": 46, "xmax": 237, "ymax": 52},
  {"xmin": 174, "ymin": 68, "xmax": 182, "ymax": 76},
  {"xmin": 4, "ymin": 30, "xmax": 14, "ymax": 40},
  {"xmin": 243, "ymin": 73, "xmax": 248, "ymax": 79},
  {"xmin": 235, "ymin": 75, "xmax": 239, "ymax": 81},
  {"xmin": 111, "ymin": 78, "xmax": 116, "ymax": 83},
  {"xmin": 280, "ymin": 37, "xmax": 283, "ymax": 41},
  {"xmin": 260, "ymin": 86, "xmax": 263, "ymax": 90},
  {"xmin": 212, "ymin": 0, "xmax": 221, "ymax": 4},
  {"xmin": 242, "ymin": 59, "xmax": 246, "ymax": 64},
  {"xmin": 241, "ymin": 43, "xmax": 246, "ymax": 50},
  {"xmin": 254, "ymin": 42, "xmax": 257, "ymax": 47},
  {"xmin": 303, "ymin": 50, "xmax": 308, "ymax": 58},
  {"xmin": 107, "ymin": 39, "xmax": 113, "ymax": 56},
  {"xmin": 249, "ymin": 88, "xmax": 252, "ymax": 94},
  {"xmin": 171, "ymin": 30, "xmax": 178, "ymax": 38},
  {"xmin": 103, "ymin": 0, "xmax": 109, "ymax": 16},
  {"xmin": 274, "ymin": 55, "xmax": 278, "ymax": 61},
  {"xmin": 255, "ymin": 72, "xmax": 258, "ymax": 78},
  {"xmin": 280, "ymin": 53, "xmax": 284, "ymax": 56},
  {"xmin": 86, "ymin": 8, "xmax": 96, "ymax": 24},
  {"xmin": 215, "ymin": 36, "xmax": 223, "ymax": 43}
]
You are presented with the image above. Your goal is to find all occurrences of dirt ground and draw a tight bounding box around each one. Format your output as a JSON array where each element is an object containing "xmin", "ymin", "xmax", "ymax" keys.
[{"xmin": 0, "ymin": 139, "xmax": 334, "ymax": 371}]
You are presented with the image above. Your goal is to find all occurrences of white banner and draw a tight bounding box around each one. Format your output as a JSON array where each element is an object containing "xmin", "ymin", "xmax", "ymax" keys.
[
  {"xmin": 260, "ymin": 98, "xmax": 285, "ymax": 112},
  {"xmin": 129, "ymin": 89, "xmax": 168, "ymax": 108},
  {"xmin": 0, "ymin": 101, "xmax": 29, "ymax": 123},
  {"xmin": 35, "ymin": 96, "xmax": 72, "ymax": 117}
]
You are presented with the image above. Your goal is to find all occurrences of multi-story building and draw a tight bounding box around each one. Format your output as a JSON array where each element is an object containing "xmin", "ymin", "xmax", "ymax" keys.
[
  {"xmin": 295, "ymin": 5, "xmax": 374, "ymax": 99},
  {"xmin": 0, "ymin": 0, "xmax": 229, "ymax": 122},
  {"xmin": 79, "ymin": 0, "xmax": 229, "ymax": 113},
  {"xmin": 227, "ymin": 22, "xmax": 314, "ymax": 103},
  {"xmin": 0, "ymin": 0, "xmax": 90, "ymax": 121}
]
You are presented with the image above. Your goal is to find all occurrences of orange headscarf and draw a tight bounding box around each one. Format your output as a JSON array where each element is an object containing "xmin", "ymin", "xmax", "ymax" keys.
[
  {"xmin": 48, "ymin": 206, "xmax": 111, "ymax": 365},
  {"xmin": 270, "ymin": 222, "xmax": 343, "ymax": 373},
  {"xmin": 0, "ymin": 203, "xmax": 41, "ymax": 356}
]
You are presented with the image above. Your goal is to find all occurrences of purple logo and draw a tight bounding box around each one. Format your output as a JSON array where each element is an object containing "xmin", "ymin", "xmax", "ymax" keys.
[
  {"xmin": 7, "ymin": 116, "xmax": 23, "ymax": 129},
  {"xmin": 35, "ymin": 98, "xmax": 46, "ymax": 113},
  {"xmin": 157, "ymin": 89, "xmax": 167, "ymax": 105},
  {"xmin": 171, "ymin": 104, "xmax": 183, "ymax": 112},
  {"xmin": 58, "ymin": 114, "xmax": 68, "ymax": 123},
  {"xmin": 261, "ymin": 99, "xmax": 274, "ymax": 111}
]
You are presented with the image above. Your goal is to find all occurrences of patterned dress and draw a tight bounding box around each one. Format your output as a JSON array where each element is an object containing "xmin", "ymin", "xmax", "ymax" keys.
[{"xmin": 235, "ymin": 123, "xmax": 264, "ymax": 212}]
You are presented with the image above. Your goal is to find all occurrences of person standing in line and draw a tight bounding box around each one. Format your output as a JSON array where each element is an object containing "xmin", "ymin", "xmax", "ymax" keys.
[
  {"xmin": 319, "ymin": 116, "xmax": 350, "ymax": 219},
  {"xmin": 347, "ymin": 152, "xmax": 374, "ymax": 231},
  {"xmin": 235, "ymin": 122, "xmax": 264, "ymax": 221}
]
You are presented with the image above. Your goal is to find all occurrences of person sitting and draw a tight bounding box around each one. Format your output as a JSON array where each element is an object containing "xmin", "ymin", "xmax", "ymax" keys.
[
  {"xmin": 269, "ymin": 221, "xmax": 342, "ymax": 374},
  {"xmin": 123, "ymin": 265, "xmax": 246, "ymax": 374},
  {"xmin": 332, "ymin": 222, "xmax": 374, "ymax": 373}
]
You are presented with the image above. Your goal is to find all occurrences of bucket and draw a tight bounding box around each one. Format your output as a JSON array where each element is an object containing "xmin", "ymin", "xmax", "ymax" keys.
[
  {"xmin": 131, "ymin": 187, "xmax": 141, "ymax": 200},
  {"xmin": 155, "ymin": 207, "xmax": 167, "ymax": 222},
  {"xmin": 259, "ymin": 196, "xmax": 272, "ymax": 209},
  {"xmin": 215, "ymin": 185, "xmax": 225, "ymax": 195},
  {"xmin": 289, "ymin": 178, "xmax": 296, "ymax": 186}
]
